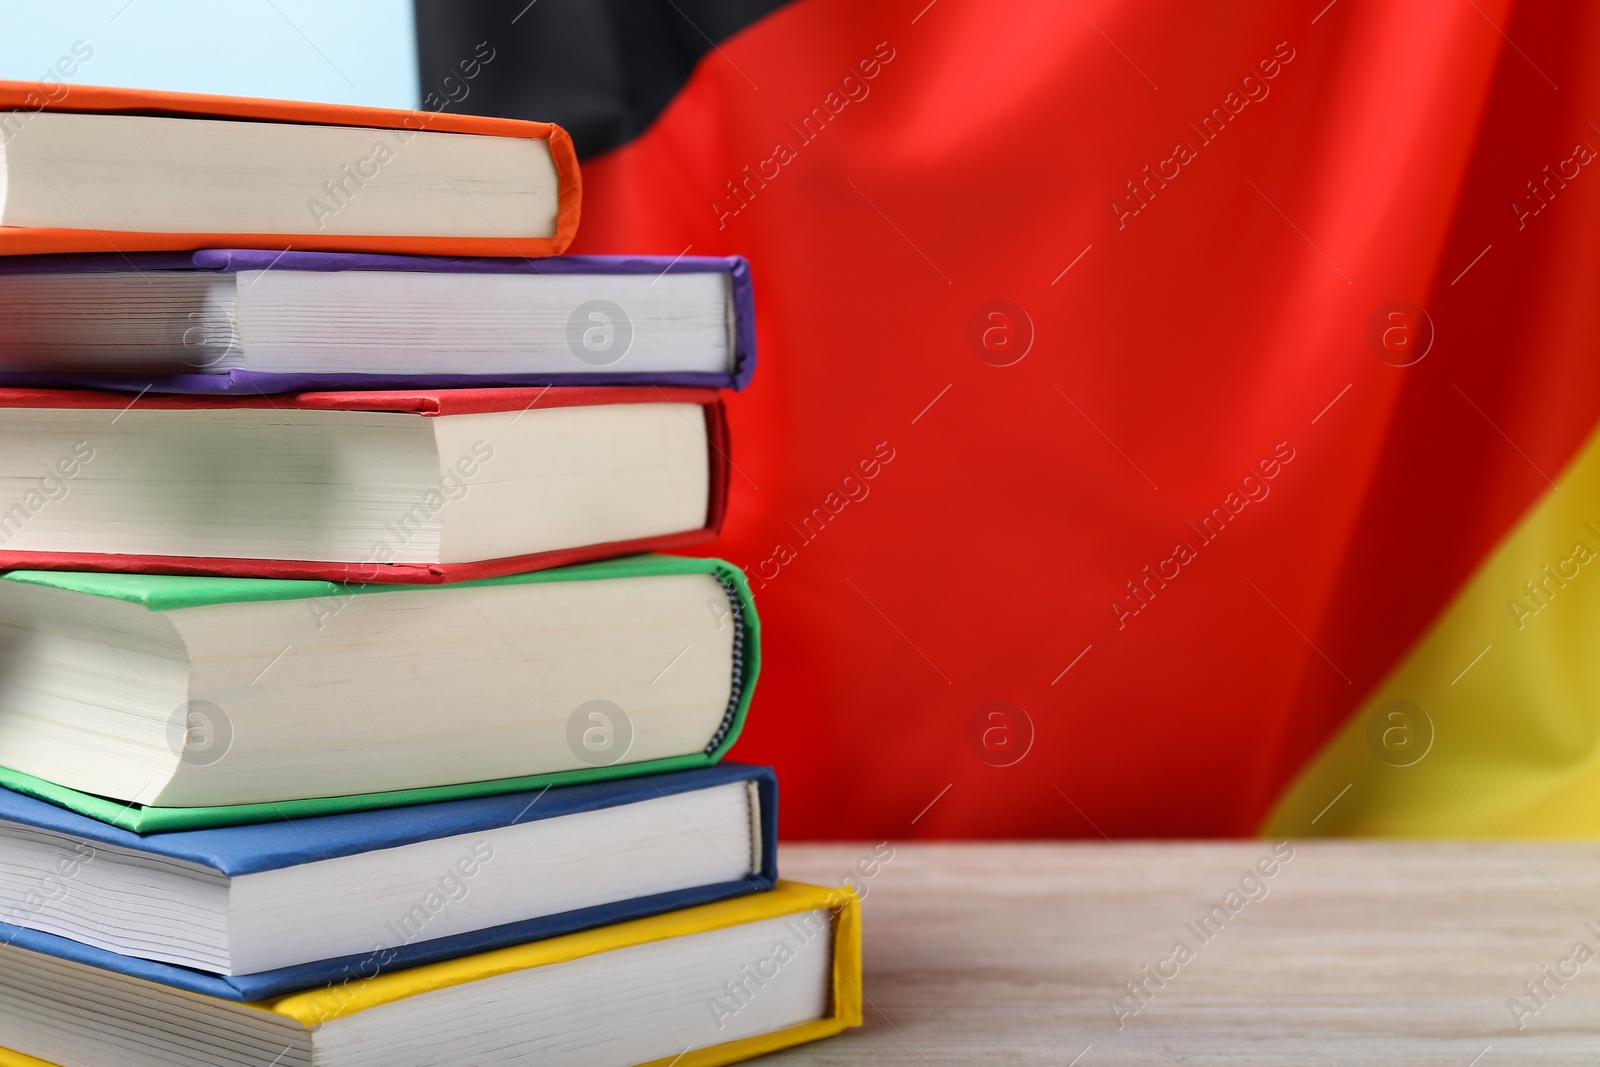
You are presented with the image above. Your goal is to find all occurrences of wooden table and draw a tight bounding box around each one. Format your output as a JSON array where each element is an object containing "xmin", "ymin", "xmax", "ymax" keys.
[{"xmin": 771, "ymin": 842, "xmax": 1600, "ymax": 1065}]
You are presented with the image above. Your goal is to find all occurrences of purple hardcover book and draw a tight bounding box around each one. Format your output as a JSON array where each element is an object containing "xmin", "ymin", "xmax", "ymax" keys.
[{"xmin": 0, "ymin": 250, "xmax": 755, "ymax": 393}]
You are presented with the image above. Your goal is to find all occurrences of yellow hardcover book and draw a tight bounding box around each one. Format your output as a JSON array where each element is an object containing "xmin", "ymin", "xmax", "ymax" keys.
[{"xmin": 0, "ymin": 880, "xmax": 862, "ymax": 1067}]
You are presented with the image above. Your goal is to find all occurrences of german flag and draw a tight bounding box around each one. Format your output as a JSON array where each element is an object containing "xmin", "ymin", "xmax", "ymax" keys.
[{"xmin": 418, "ymin": 0, "xmax": 1600, "ymax": 839}]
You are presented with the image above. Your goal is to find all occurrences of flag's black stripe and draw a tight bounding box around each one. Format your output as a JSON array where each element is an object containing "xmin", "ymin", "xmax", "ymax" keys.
[{"xmin": 414, "ymin": 0, "xmax": 794, "ymax": 159}]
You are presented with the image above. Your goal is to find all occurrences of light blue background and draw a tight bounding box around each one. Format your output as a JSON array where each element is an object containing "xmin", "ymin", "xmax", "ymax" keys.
[{"xmin": 0, "ymin": 1, "xmax": 418, "ymax": 109}]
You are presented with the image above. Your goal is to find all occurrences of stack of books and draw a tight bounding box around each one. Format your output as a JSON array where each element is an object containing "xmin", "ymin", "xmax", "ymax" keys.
[{"xmin": 0, "ymin": 83, "xmax": 859, "ymax": 1067}]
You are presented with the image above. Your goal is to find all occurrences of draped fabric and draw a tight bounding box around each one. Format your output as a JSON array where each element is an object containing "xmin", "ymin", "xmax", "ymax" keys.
[{"xmin": 418, "ymin": 0, "xmax": 1600, "ymax": 838}]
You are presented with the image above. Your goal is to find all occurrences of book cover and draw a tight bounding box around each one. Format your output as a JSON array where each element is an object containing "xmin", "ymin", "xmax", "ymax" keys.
[
  {"xmin": 0, "ymin": 386, "xmax": 730, "ymax": 583},
  {"xmin": 0, "ymin": 554, "xmax": 760, "ymax": 832},
  {"xmin": 0, "ymin": 81, "xmax": 580, "ymax": 258},
  {"xmin": 0, "ymin": 881, "xmax": 862, "ymax": 1067},
  {"xmin": 0, "ymin": 763, "xmax": 777, "ymax": 1001},
  {"xmin": 0, "ymin": 251, "xmax": 756, "ymax": 392}
]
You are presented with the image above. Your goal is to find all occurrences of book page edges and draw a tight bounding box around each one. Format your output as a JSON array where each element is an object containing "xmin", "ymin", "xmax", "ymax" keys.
[
  {"xmin": 0, "ymin": 81, "xmax": 579, "ymax": 256},
  {"xmin": 264, "ymin": 881, "xmax": 860, "ymax": 1027},
  {"xmin": 0, "ymin": 889, "xmax": 856, "ymax": 1063}
]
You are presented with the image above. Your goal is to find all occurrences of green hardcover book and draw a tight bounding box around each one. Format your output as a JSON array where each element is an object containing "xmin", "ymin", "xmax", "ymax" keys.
[{"xmin": 0, "ymin": 555, "xmax": 758, "ymax": 833}]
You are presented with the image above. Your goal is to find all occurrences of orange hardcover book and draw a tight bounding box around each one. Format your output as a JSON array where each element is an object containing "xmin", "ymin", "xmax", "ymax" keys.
[{"xmin": 0, "ymin": 81, "xmax": 580, "ymax": 257}]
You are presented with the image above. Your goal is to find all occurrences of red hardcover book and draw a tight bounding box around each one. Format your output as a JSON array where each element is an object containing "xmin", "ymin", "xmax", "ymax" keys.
[{"xmin": 0, "ymin": 387, "xmax": 726, "ymax": 583}]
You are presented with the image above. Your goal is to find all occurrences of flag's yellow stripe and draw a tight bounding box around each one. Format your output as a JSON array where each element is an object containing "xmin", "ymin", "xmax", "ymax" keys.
[{"xmin": 1265, "ymin": 417, "xmax": 1600, "ymax": 836}]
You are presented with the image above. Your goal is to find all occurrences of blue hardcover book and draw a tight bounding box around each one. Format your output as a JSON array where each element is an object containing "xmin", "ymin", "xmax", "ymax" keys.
[
  {"xmin": 0, "ymin": 250, "xmax": 756, "ymax": 392},
  {"xmin": 0, "ymin": 763, "xmax": 776, "ymax": 1001}
]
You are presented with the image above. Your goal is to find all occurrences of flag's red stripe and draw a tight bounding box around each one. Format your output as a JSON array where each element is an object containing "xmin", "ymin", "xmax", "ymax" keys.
[{"xmin": 571, "ymin": 0, "xmax": 1600, "ymax": 837}]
